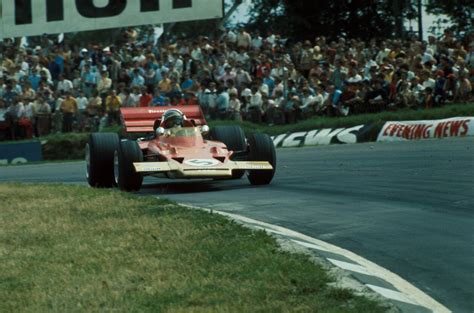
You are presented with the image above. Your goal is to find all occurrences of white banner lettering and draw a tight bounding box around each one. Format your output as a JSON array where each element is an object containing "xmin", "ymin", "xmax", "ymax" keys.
[
  {"xmin": 271, "ymin": 124, "xmax": 373, "ymax": 148},
  {"xmin": 1, "ymin": 0, "xmax": 223, "ymax": 38}
]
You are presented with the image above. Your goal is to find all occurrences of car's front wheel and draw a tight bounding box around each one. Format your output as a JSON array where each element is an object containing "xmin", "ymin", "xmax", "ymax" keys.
[
  {"xmin": 209, "ymin": 125, "xmax": 247, "ymax": 179},
  {"xmin": 116, "ymin": 140, "xmax": 143, "ymax": 192},
  {"xmin": 247, "ymin": 133, "xmax": 276, "ymax": 185},
  {"xmin": 86, "ymin": 133, "xmax": 119, "ymax": 188}
]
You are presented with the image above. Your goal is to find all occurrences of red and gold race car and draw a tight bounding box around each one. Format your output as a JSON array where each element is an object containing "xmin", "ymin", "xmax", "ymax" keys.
[{"xmin": 86, "ymin": 106, "xmax": 276, "ymax": 191}]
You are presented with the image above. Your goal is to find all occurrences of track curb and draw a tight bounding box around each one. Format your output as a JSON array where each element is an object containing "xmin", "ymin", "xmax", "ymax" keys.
[{"xmin": 182, "ymin": 204, "xmax": 451, "ymax": 313}]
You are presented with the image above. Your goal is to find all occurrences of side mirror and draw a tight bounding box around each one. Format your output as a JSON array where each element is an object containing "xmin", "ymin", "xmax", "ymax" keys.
[
  {"xmin": 201, "ymin": 125, "xmax": 210, "ymax": 135},
  {"xmin": 155, "ymin": 127, "xmax": 165, "ymax": 137}
]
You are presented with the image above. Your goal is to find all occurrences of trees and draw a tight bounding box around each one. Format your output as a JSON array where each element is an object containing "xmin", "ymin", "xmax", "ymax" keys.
[
  {"xmin": 246, "ymin": 0, "xmax": 411, "ymax": 40},
  {"xmin": 425, "ymin": 0, "xmax": 473, "ymax": 35}
]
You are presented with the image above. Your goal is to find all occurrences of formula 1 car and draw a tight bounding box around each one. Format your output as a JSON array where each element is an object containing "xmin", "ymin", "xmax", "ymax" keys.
[{"xmin": 85, "ymin": 106, "xmax": 276, "ymax": 191}]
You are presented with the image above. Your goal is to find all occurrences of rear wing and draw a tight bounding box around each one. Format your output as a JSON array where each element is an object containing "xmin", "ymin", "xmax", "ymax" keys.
[{"xmin": 121, "ymin": 106, "xmax": 207, "ymax": 133}]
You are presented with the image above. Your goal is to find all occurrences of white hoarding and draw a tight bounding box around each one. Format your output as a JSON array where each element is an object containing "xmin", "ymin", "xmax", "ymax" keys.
[
  {"xmin": 1, "ymin": 0, "xmax": 223, "ymax": 38},
  {"xmin": 377, "ymin": 117, "xmax": 474, "ymax": 142}
]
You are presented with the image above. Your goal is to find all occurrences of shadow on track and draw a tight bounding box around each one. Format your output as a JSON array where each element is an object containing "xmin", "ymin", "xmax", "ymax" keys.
[{"xmin": 139, "ymin": 178, "xmax": 253, "ymax": 196}]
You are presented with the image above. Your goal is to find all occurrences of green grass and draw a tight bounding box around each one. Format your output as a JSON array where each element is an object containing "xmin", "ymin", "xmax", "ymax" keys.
[
  {"xmin": 210, "ymin": 102, "xmax": 474, "ymax": 136},
  {"xmin": 0, "ymin": 184, "xmax": 387, "ymax": 313}
]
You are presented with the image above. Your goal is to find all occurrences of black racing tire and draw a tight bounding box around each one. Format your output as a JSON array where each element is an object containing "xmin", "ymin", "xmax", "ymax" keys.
[
  {"xmin": 86, "ymin": 133, "xmax": 119, "ymax": 188},
  {"xmin": 117, "ymin": 140, "xmax": 143, "ymax": 192},
  {"xmin": 247, "ymin": 133, "xmax": 276, "ymax": 185},
  {"xmin": 209, "ymin": 125, "xmax": 247, "ymax": 179}
]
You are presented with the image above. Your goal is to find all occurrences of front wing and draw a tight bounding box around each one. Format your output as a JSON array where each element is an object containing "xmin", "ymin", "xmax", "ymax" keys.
[{"xmin": 134, "ymin": 161, "xmax": 273, "ymax": 178}]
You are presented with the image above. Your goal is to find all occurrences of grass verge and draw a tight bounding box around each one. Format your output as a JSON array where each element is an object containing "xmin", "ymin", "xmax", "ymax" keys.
[{"xmin": 0, "ymin": 183, "xmax": 386, "ymax": 313}]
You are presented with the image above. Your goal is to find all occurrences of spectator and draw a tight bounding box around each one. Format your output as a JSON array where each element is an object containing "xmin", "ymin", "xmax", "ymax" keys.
[
  {"xmin": 235, "ymin": 63, "xmax": 252, "ymax": 91},
  {"xmin": 35, "ymin": 96, "xmax": 52, "ymax": 136},
  {"xmin": 152, "ymin": 89, "xmax": 166, "ymax": 106},
  {"xmin": 366, "ymin": 79, "xmax": 389, "ymax": 112},
  {"xmin": 29, "ymin": 68, "xmax": 42, "ymax": 91},
  {"xmin": 235, "ymin": 47, "xmax": 250, "ymax": 65},
  {"xmin": 228, "ymin": 91, "xmax": 241, "ymax": 121},
  {"xmin": 262, "ymin": 67, "xmax": 275, "ymax": 96},
  {"xmin": 421, "ymin": 70, "xmax": 435, "ymax": 89},
  {"xmin": 158, "ymin": 71, "xmax": 172, "ymax": 95},
  {"xmin": 130, "ymin": 68, "xmax": 145, "ymax": 88},
  {"xmin": 82, "ymin": 65, "xmax": 97, "ymax": 97},
  {"xmin": 0, "ymin": 99, "xmax": 8, "ymax": 140},
  {"xmin": 22, "ymin": 82, "xmax": 36, "ymax": 102},
  {"xmin": 300, "ymin": 41, "xmax": 314, "ymax": 78},
  {"xmin": 339, "ymin": 79, "xmax": 362, "ymax": 115},
  {"xmin": 299, "ymin": 87, "xmax": 317, "ymax": 116},
  {"xmin": 77, "ymin": 90, "xmax": 88, "ymax": 115},
  {"xmin": 0, "ymin": 78, "xmax": 5, "ymax": 98},
  {"xmin": 423, "ymin": 87, "xmax": 435, "ymax": 109},
  {"xmin": 218, "ymin": 66, "xmax": 236, "ymax": 85},
  {"xmin": 59, "ymin": 91, "xmax": 77, "ymax": 132},
  {"xmin": 144, "ymin": 63, "xmax": 157, "ymax": 93},
  {"xmin": 97, "ymin": 71, "xmax": 112, "ymax": 100},
  {"xmin": 200, "ymin": 82, "xmax": 217, "ymax": 118},
  {"xmin": 251, "ymin": 31, "xmax": 263, "ymax": 50},
  {"xmin": 248, "ymin": 85, "xmax": 263, "ymax": 123},
  {"xmin": 8, "ymin": 97, "xmax": 29, "ymax": 139},
  {"xmin": 129, "ymin": 86, "xmax": 142, "ymax": 107},
  {"xmin": 225, "ymin": 29, "xmax": 237, "ymax": 47},
  {"xmin": 57, "ymin": 74, "xmax": 74, "ymax": 94},
  {"xmin": 236, "ymin": 29, "xmax": 252, "ymax": 50},
  {"xmin": 186, "ymin": 91, "xmax": 200, "ymax": 106},
  {"xmin": 409, "ymin": 76, "xmax": 425, "ymax": 107},
  {"xmin": 3, "ymin": 85, "xmax": 18, "ymax": 108},
  {"xmin": 1, "ymin": 26, "xmax": 472, "ymax": 140},
  {"xmin": 87, "ymin": 91, "xmax": 102, "ymax": 119},
  {"xmin": 322, "ymin": 84, "xmax": 343, "ymax": 116},
  {"xmin": 24, "ymin": 97, "xmax": 36, "ymax": 136},
  {"xmin": 456, "ymin": 71, "xmax": 472, "ymax": 102},
  {"xmin": 181, "ymin": 73, "xmax": 195, "ymax": 93},
  {"xmin": 72, "ymin": 70, "xmax": 82, "ymax": 90},
  {"xmin": 284, "ymin": 94, "xmax": 299, "ymax": 123},
  {"xmin": 11, "ymin": 78, "xmax": 23, "ymax": 94},
  {"xmin": 216, "ymin": 86, "xmax": 230, "ymax": 119},
  {"xmin": 139, "ymin": 87, "xmax": 152, "ymax": 107},
  {"xmin": 105, "ymin": 90, "xmax": 122, "ymax": 125}
]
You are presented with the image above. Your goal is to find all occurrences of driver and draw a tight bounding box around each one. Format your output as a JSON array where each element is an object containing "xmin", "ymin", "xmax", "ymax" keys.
[{"xmin": 161, "ymin": 109, "xmax": 185, "ymax": 129}]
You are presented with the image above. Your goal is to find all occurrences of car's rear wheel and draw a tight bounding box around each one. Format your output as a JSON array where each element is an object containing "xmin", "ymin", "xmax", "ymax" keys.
[
  {"xmin": 86, "ymin": 133, "xmax": 119, "ymax": 188},
  {"xmin": 209, "ymin": 125, "xmax": 247, "ymax": 179},
  {"xmin": 247, "ymin": 133, "xmax": 276, "ymax": 185},
  {"xmin": 117, "ymin": 140, "xmax": 143, "ymax": 192}
]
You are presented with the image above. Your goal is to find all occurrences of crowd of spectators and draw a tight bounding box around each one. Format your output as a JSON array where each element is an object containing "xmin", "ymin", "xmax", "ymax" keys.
[{"xmin": 0, "ymin": 27, "xmax": 473, "ymax": 141}]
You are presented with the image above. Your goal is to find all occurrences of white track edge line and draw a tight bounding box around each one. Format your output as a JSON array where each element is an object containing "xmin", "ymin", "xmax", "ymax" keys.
[
  {"xmin": 180, "ymin": 204, "xmax": 451, "ymax": 313},
  {"xmin": 328, "ymin": 258, "xmax": 376, "ymax": 277},
  {"xmin": 366, "ymin": 284, "xmax": 421, "ymax": 306}
]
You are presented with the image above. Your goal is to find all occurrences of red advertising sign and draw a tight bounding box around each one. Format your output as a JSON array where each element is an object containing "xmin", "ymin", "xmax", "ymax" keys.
[{"xmin": 377, "ymin": 117, "xmax": 474, "ymax": 142}]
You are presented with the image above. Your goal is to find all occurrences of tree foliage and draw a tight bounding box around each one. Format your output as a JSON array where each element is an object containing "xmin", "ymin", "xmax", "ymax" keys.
[
  {"xmin": 425, "ymin": 0, "xmax": 473, "ymax": 35},
  {"xmin": 246, "ymin": 0, "xmax": 411, "ymax": 40}
]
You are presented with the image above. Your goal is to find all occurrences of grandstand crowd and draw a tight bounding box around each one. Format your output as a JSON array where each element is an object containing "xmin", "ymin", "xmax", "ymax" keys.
[{"xmin": 0, "ymin": 27, "xmax": 473, "ymax": 140}]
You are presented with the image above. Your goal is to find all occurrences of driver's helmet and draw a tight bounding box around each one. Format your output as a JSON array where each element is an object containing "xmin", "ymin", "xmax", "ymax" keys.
[{"xmin": 161, "ymin": 109, "xmax": 185, "ymax": 129}]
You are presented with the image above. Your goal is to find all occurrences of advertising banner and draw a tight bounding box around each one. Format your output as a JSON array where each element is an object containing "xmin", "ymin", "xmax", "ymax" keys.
[
  {"xmin": 1, "ymin": 0, "xmax": 223, "ymax": 38},
  {"xmin": 0, "ymin": 141, "xmax": 42, "ymax": 165},
  {"xmin": 377, "ymin": 117, "xmax": 474, "ymax": 142},
  {"xmin": 272, "ymin": 124, "xmax": 375, "ymax": 148}
]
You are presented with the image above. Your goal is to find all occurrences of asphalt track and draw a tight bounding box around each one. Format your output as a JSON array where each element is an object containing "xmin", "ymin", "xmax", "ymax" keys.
[{"xmin": 1, "ymin": 138, "xmax": 473, "ymax": 312}]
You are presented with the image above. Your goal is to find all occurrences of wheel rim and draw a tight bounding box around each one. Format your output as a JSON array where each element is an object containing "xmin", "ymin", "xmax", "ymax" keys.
[
  {"xmin": 85, "ymin": 143, "xmax": 91, "ymax": 180},
  {"xmin": 114, "ymin": 150, "xmax": 120, "ymax": 186}
]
